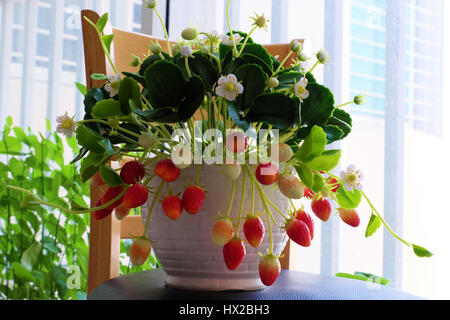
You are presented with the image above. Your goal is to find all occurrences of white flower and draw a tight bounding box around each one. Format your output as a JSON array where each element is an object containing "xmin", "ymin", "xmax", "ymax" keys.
[
  {"xmin": 340, "ymin": 165, "xmax": 364, "ymax": 191},
  {"xmin": 215, "ymin": 74, "xmax": 244, "ymax": 101},
  {"xmin": 104, "ymin": 74, "xmax": 121, "ymax": 97},
  {"xmin": 221, "ymin": 34, "xmax": 243, "ymax": 47},
  {"xmin": 56, "ymin": 113, "xmax": 77, "ymax": 138},
  {"xmin": 180, "ymin": 45, "xmax": 193, "ymax": 58},
  {"xmin": 294, "ymin": 77, "xmax": 309, "ymax": 101}
]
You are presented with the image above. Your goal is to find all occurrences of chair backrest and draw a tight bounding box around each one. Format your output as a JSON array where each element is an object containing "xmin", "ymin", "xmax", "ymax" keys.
[{"xmin": 82, "ymin": 9, "xmax": 301, "ymax": 294}]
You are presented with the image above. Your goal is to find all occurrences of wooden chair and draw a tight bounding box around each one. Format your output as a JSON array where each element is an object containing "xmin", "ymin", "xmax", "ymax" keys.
[{"xmin": 82, "ymin": 9, "xmax": 301, "ymax": 294}]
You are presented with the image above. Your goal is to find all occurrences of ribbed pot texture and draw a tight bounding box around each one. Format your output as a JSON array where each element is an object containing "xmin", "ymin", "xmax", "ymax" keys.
[{"xmin": 141, "ymin": 164, "xmax": 289, "ymax": 291}]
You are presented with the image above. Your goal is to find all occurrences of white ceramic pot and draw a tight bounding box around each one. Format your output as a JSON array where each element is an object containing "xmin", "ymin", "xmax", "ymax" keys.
[{"xmin": 141, "ymin": 164, "xmax": 290, "ymax": 291}]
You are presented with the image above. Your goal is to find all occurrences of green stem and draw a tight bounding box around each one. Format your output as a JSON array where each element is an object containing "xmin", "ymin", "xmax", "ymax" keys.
[
  {"xmin": 274, "ymin": 51, "xmax": 294, "ymax": 74},
  {"xmin": 185, "ymin": 57, "xmax": 192, "ymax": 77},
  {"xmin": 144, "ymin": 181, "xmax": 166, "ymax": 233},
  {"xmin": 226, "ymin": 0, "xmax": 239, "ymax": 57},
  {"xmin": 77, "ymin": 119, "xmax": 141, "ymax": 138},
  {"xmin": 334, "ymin": 101, "xmax": 354, "ymax": 109},
  {"xmin": 225, "ymin": 179, "xmax": 237, "ymax": 218},
  {"xmin": 154, "ymin": 7, "xmax": 172, "ymax": 56},
  {"xmin": 308, "ymin": 60, "xmax": 320, "ymax": 74},
  {"xmin": 238, "ymin": 26, "xmax": 258, "ymax": 56},
  {"xmin": 236, "ymin": 171, "xmax": 246, "ymax": 231},
  {"xmin": 208, "ymin": 53, "xmax": 222, "ymax": 73}
]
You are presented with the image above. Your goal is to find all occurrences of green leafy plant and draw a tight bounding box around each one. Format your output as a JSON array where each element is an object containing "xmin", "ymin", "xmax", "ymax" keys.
[{"xmin": 336, "ymin": 272, "xmax": 391, "ymax": 286}]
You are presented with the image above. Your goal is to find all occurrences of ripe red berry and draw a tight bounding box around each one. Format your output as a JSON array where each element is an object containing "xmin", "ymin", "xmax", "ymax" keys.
[
  {"xmin": 255, "ymin": 163, "xmax": 279, "ymax": 186},
  {"xmin": 130, "ymin": 237, "xmax": 152, "ymax": 266},
  {"xmin": 226, "ymin": 131, "xmax": 248, "ymax": 153},
  {"xmin": 285, "ymin": 219, "xmax": 311, "ymax": 247},
  {"xmin": 294, "ymin": 209, "xmax": 315, "ymax": 240},
  {"xmin": 243, "ymin": 216, "xmax": 265, "ymax": 248},
  {"xmin": 155, "ymin": 159, "xmax": 181, "ymax": 182},
  {"xmin": 162, "ymin": 195, "xmax": 183, "ymax": 220},
  {"xmin": 304, "ymin": 187, "xmax": 314, "ymax": 199},
  {"xmin": 101, "ymin": 185, "xmax": 125, "ymax": 209},
  {"xmin": 259, "ymin": 254, "xmax": 281, "ymax": 286},
  {"xmin": 223, "ymin": 238, "xmax": 246, "ymax": 270},
  {"xmin": 91, "ymin": 171, "xmax": 106, "ymax": 186},
  {"xmin": 115, "ymin": 203, "xmax": 131, "ymax": 220},
  {"xmin": 120, "ymin": 161, "xmax": 146, "ymax": 184},
  {"xmin": 338, "ymin": 208, "xmax": 360, "ymax": 227},
  {"xmin": 182, "ymin": 185, "xmax": 205, "ymax": 214},
  {"xmin": 93, "ymin": 199, "xmax": 113, "ymax": 220},
  {"xmin": 123, "ymin": 184, "xmax": 149, "ymax": 209},
  {"xmin": 212, "ymin": 218, "xmax": 234, "ymax": 246},
  {"xmin": 311, "ymin": 197, "xmax": 332, "ymax": 222}
]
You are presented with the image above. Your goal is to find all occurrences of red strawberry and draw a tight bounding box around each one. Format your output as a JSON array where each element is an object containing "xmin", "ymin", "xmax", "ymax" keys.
[
  {"xmin": 278, "ymin": 174, "xmax": 304, "ymax": 199},
  {"xmin": 155, "ymin": 159, "xmax": 181, "ymax": 182},
  {"xmin": 226, "ymin": 131, "xmax": 248, "ymax": 153},
  {"xmin": 223, "ymin": 238, "xmax": 246, "ymax": 270},
  {"xmin": 311, "ymin": 197, "xmax": 331, "ymax": 222},
  {"xmin": 255, "ymin": 163, "xmax": 279, "ymax": 186},
  {"xmin": 101, "ymin": 185, "xmax": 125, "ymax": 209},
  {"xmin": 327, "ymin": 178, "xmax": 339, "ymax": 193},
  {"xmin": 130, "ymin": 237, "xmax": 152, "ymax": 266},
  {"xmin": 338, "ymin": 208, "xmax": 360, "ymax": 227},
  {"xmin": 123, "ymin": 184, "xmax": 149, "ymax": 209},
  {"xmin": 243, "ymin": 216, "xmax": 265, "ymax": 248},
  {"xmin": 304, "ymin": 187, "xmax": 314, "ymax": 199},
  {"xmin": 93, "ymin": 199, "xmax": 113, "ymax": 220},
  {"xmin": 182, "ymin": 185, "xmax": 205, "ymax": 214},
  {"xmin": 295, "ymin": 209, "xmax": 314, "ymax": 240},
  {"xmin": 115, "ymin": 203, "xmax": 131, "ymax": 220},
  {"xmin": 91, "ymin": 171, "xmax": 106, "ymax": 186},
  {"xmin": 120, "ymin": 161, "xmax": 146, "ymax": 184},
  {"xmin": 284, "ymin": 219, "xmax": 311, "ymax": 247},
  {"xmin": 162, "ymin": 195, "xmax": 183, "ymax": 220},
  {"xmin": 212, "ymin": 218, "xmax": 234, "ymax": 246},
  {"xmin": 259, "ymin": 254, "xmax": 281, "ymax": 286}
]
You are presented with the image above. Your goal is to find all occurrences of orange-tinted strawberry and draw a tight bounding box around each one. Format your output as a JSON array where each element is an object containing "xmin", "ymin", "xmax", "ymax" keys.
[
  {"xmin": 255, "ymin": 163, "xmax": 279, "ymax": 186},
  {"xmin": 93, "ymin": 198, "xmax": 113, "ymax": 220},
  {"xmin": 294, "ymin": 209, "xmax": 315, "ymax": 240},
  {"xmin": 115, "ymin": 203, "xmax": 131, "ymax": 220},
  {"xmin": 92, "ymin": 171, "xmax": 106, "ymax": 186},
  {"xmin": 243, "ymin": 216, "xmax": 265, "ymax": 248},
  {"xmin": 162, "ymin": 195, "xmax": 183, "ymax": 220},
  {"xmin": 284, "ymin": 219, "xmax": 311, "ymax": 247},
  {"xmin": 338, "ymin": 208, "xmax": 360, "ymax": 227},
  {"xmin": 226, "ymin": 131, "xmax": 248, "ymax": 153},
  {"xmin": 123, "ymin": 184, "xmax": 149, "ymax": 208},
  {"xmin": 120, "ymin": 161, "xmax": 146, "ymax": 184},
  {"xmin": 101, "ymin": 185, "xmax": 125, "ymax": 209},
  {"xmin": 223, "ymin": 238, "xmax": 246, "ymax": 270},
  {"xmin": 311, "ymin": 197, "xmax": 331, "ymax": 222},
  {"xmin": 259, "ymin": 254, "xmax": 281, "ymax": 286},
  {"xmin": 212, "ymin": 218, "xmax": 234, "ymax": 246},
  {"xmin": 182, "ymin": 185, "xmax": 205, "ymax": 214},
  {"xmin": 278, "ymin": 174, "xmax": 304, "ymax": 199},
  {"xmin": 130, "ymin": 237, "xmax": 152, "ymax": 266},
  {"xmin": 155, "ymin": 159, "xmax": 181, "ymax": 182}
]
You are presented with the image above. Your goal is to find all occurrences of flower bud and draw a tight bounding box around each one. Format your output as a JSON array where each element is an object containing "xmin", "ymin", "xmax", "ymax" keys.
[
  {"xmin": 171, "ymin": 42, "xmax": 182, "ymax": 55},
  {"xmin": 180, "ymin": 45, "xmax": 193, "ymax": 58},
  {"xmin": 139, "ymin": 132, "xmax": 157, "ymax": 149},
  {"xmin": 267, "ymin": 77, "xmax": 279, "ymax": 89},
  {"xmin": 181, "ymin": 27, "xmax": 198, "ymax": 41},
  {"xmin": 354, "ymin": 94, "xmax": 366, "ymax": 105},
  {"xmin": 129, "ymin": 54, "xmax": 141, "ymax": 67},
  {"xmin": 145, "ymin": 0, "xmax": 157, "ymax": 9},
  {"xmin": 151, "ymin": 43, "xmax": 162, "ymax": 55},
  {"xmin": 298, "ymin": 52, "xmax": 308, "ymax": 62},
  {"xmin": 290, "ymin": 40, "xmax": 302, "ymax": 53},
  {"xmin": 200, "ymin": 45, "xmax": 210, "ymax": 55},
  {"xmin": 316, "ymin": 49, "xmax": 330, "ymax": 64}
]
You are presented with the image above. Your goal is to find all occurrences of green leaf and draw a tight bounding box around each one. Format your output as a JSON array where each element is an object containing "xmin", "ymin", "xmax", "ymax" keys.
[
  {"xmin": 90, "ymin": 73, "xmax": 108, "ymax": 80},
  {"xmin": 336, "ymin": 272, "xmax": 371, "ymax": 282},
  {"xmin": 303, "ymin": 149, "xmax": 342, "ymax": 171},
  {"xmin": 295, "ymin": 164, "xmax": 314, "ymax": 189},
  {"xmin": 311, "ymin": 172, "xmax": 325, "ymax": 193},
  {"xmin": 178, "ymin": 52, "xmax": 218, "ymax": 90},
  {"xmin": 327, "ymin": 108, "xmax": 352, "ymax": 139},
  {"xmin": 365, "ymin": 213, "xmax": 381, "ymax": 238},
  {"xmin": 80, "ymin": 152, "xmax": 109, "ymax": 183},
  {"xmin": 103, "ymin": 34, "xmax": 114, "ymax": 54},
  {"xmin": 324, "ymin": 125, "xmax": 345, "ymax": 144},
  {"xmin": 12, "ymin": 262, "xmax": 35, "ymax": 282},
  {"xmin": 335, "ymin": 185, "xmax": 362, "ymax": 210},
  {"xmin": 241, "ymin": 43, "xmax": 273, "ymax": 73},
  {"xmin": 99, "ymin": 165, "xmax": 123, "ymax": 187},
  {"xmin": 75, "ymin": 82, "xmax": 87, "ymax": 95},
  {"xmin": 96, "ymin": 13, "xmax": 109, "ymax": 33},
  {"xmin": 234, "ymin": 64, "xmax": 266, "ymax": 110},
  {"xmin": 145, "ymin": 60, "xmax": 187, "ymax": 109},
  {"xmin": 119, "ymin": 77, "xmax": 141, "ymax": 115},
  {"xmin": 227, "ymin": 103, "xmax": 251, "ymax": 131},
  {"xmin": 177, "ymin": 75, "xmax": 205, "ymax": 122},
  {"xmin": 20, "ymin": 194, "xmax": 42, "ymax": 209},
  {"xmin": 21, "ymin": 242, "xmax": 42, "ymax": 271},
  {"xmin": 246, "ymin": 93, "xmax": 299, "ymax": 129},
  {"xmin": 412, "ymin": 244, "xmax": 433, "ymax": 257},
  {"xmin": 76, "ymin": 126, "xmax": 114, "ymax": 155},
  {"xmin": 354, "ymin": 272, "xmax": 391, "ymax": 285},
  {"xmin": 135, "ymin": 108, "xmax": 181, "ymax": 123},
  {"xmin": 277, "ymin": 71, "xmax": 303, "ymax": 90},
  {"xmin": 84, "ymin": 87, "xmax": 105, "ymax": 115},
  {"xmin": 122, "ymin": 72, "xmax": 146, "ymax": 87},
  {"xmin": 139, "ymin": 53, "xmax": 171, "ymax": 76},
  {"xmin": 92, "ymin": 99, "xmax": 123, "ymax": 118},
  {"xmin": 295, "ymin": 125, "xmax": 327, "ymax": 162}
]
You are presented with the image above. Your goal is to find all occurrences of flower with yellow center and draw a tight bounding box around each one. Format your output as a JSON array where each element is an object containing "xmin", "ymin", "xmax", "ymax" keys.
[
  {"xmin": 340, "ymin": 165, "xmax": 364, "ymax": 191},
  {"xmin": 104, "ymin": 74, "xmax": 121, "ymax": 97},
  {"xmin": 294, "ymin": 77, "xmax": 309, "ymax": 101},
  {"xmin": 56, "ymin": 113, "xmax": 77, "ymax": 138},
  {"xmin": 215, "ymin": 74, "xmax": 244, "ymax": 101}
]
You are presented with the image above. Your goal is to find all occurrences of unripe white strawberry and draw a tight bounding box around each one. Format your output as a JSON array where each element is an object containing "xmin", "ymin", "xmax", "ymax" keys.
[
  {"xmin": 181, "ymin": 27, "xmax": 198, "ymax": 41},
  {"xmin": 130, "ymin": 237, "xmax": 152, "ymax": 266},
  {"xmin": 278, "ymin": 174, "xmax": 304, "ymax": 199},
  {"xmin": 219, "ymin": 163, "xmax": 241, "ymax": 180},
  {"xmin": 138, "ymin": 132, "xmax": 157, "ymax": 149},
  {"xmin": 271, "ymin": 143, "xmax": 293, "ymax": 163}
]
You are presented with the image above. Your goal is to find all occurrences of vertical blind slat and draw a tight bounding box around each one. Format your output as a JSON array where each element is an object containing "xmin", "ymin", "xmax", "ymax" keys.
[
  {"xmin": 0, "ymin": 0, "xmax": 13, "ymax": 127},
  {"xmin": 270, "ymin": 0, "xmax": 289, "ymax": 43}
]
